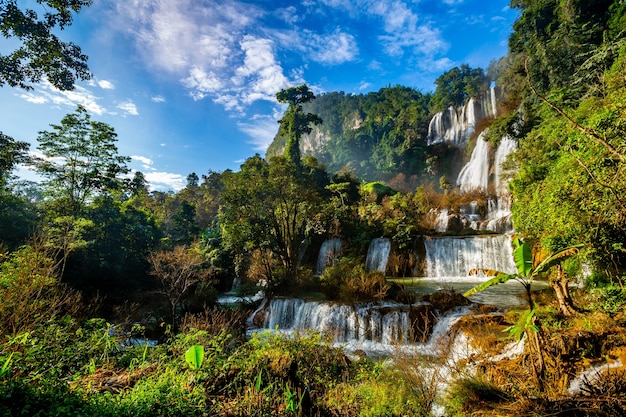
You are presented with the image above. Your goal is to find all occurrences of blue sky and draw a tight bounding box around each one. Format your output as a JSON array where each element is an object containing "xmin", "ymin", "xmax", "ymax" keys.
[{"xmin": 1, "ymin": 0, "xmax": 518, "ymax": 191}]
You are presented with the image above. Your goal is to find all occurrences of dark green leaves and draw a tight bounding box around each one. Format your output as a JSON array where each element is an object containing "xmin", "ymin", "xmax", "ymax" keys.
[{"xmin": 0, "ymin": 1, "xmax": 92, "ymax": 90}]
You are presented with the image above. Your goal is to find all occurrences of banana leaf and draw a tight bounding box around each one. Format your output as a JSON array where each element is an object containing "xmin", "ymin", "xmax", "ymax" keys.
[{"xmin": 463, "ymin": 270, "xmax": 516, "ymax": 297}]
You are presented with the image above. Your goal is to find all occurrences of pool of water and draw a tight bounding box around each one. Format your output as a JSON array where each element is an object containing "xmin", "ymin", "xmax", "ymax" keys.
[{"xmin": 391, "ymin": 276, "xmax": 549, "ymax": 309}]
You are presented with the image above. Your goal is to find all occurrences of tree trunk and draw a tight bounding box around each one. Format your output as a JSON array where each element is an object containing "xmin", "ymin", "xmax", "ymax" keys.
[
  {"xmin": 528, "ymin": 316, "xmax": 545, "ymax": 391},
  {"xmin": 550, "ymin": 265, "xmax": 579, "ymax": 317}
]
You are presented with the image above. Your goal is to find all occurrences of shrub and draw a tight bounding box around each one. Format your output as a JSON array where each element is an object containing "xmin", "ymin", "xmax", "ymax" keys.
[
  {"xmin": 0, "ymin": 242, "xmax": 81, "ymax": 335},
  {"xmin": 445, "ymin": 376, "xmax": 509, "ymax": 416},
  {"xmin": 593, "ymin": 285, "xmax": 626, "ymax": 314},
  {"xmin": 218, "ymin": 331, "xmax": 351, "ymax": 416},
  {"xmin": 324, "ymin": 367, "xmax": 433, "ymax": 417},
  {"xmin": 320, "ymin": 259, "xmax": 390, "ymax": 302}
]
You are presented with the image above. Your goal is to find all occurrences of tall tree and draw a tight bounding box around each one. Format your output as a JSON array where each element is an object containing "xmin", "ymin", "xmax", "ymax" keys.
[
  {"xmin": 0, "ymin": 0, "xmax": 91, "ymax": 90},
  {"xmin": 220, "ymin": 155, "xmax": 326, "ymax": 289},
  {"xmin": 276, "ymin": 84, "xmax": 322, "ymax": 167},
  {"xmin": 34, "ymin": 105, "xmax": 130, "ymax": 216}
]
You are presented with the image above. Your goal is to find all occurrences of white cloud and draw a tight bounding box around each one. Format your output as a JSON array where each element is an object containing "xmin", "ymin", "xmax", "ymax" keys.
[
  {"xmin": 111, "ymin": 0, "xmax": 286, "ymax": 109},
  {"xmin": 144, "ymin": 171, "xmax": 186, "ymax": 191},
  {"xmin": 182, "ymin": 67, "xmax": 223, "ymax": 100},
  {"xmin": 18, "ymin": 79, "xmax": 107, "ymax": 115},
  {"xmin": 237, "ymin": 36, "xmax": 291, "ymax": 102},
  {"xmin": 238, "ymin": 113, "xmax": 281, "ymax": 152},
  {"xmin": 275, "ymin": 6, "xmax": 299, "ymax": 24},
  {"xmin": 131, "ymin": 155, "xmax": 155, "ymax": 170},
  {"xmin": 305, "ymin": 29, "xmax": 358, "ymax": 65},
  {"xmin": 97, "ymin": 79, "xmax": 116, "ymax": 89},
  {"xmin": 19, "ymin": 93, "xmax": 48, "ymax": 104},
  {"xmin": 117, "ymin": 100, "xmax": 139, "ymax": 116},
  {"xmin": 318, "ymin": 0, "xmax": 449, "ymax": 61},
  {"xmin": 151, "ymin": 95, "xmax": 166, "ymax": 103}
]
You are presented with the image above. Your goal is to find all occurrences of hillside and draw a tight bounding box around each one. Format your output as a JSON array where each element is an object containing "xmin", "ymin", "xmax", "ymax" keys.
[{"xmin": 267, "ymin": 80, "xmax": 495, "ymax": 190}]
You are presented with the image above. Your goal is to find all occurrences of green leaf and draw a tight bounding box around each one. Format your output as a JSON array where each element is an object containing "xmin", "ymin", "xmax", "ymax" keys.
[
  {"xmin": 185, "ymin": 345, "xmax": 204, "ymax": 370},
  {"xmin": 463, "ymin": 272, "xmax": 515, "ymax": 297},
  {"xmin": 513, "ymin": 238, "xmax": 533, "ymax": 277},
  {"xmin": 0, "ymin": 352, "xmax": 14, "ymax": 378}
]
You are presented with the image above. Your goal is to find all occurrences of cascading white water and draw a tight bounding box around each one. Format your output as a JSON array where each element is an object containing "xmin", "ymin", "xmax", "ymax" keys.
[
  {"xmin": 365, "ymin": 238, "xmax": 391, "ymax": 272},
  {"xmin": 450, "ymin": 131, "xmax": 517, "ymax": 233},
  {"xmin": 456, "ymin": 132, "xmax": 491, "ymax": 193},
  {"xmin": 261, "ymin": 298, "xmax": 412, "ymax": 344},
  {"xmin": 315, "ymin": 238, "xmax": 342, "ymax": 275},
  {"xmin": 255, "ymin": 298, "xmax": 471, "ymax": 355},
  {"xmin": 424, "ymin": 235, "xmax": 516, "ymax": 278},
  {"xmin": 427, "ymin": 88, "xmax": 498, "ymax": 146},
  {"xmin": 493, "ymin": 136, "xmax": 516, "ymax": 194}
]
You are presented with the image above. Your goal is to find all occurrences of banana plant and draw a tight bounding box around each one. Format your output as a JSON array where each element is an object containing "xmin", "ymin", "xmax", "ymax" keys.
[
  {"xmin": 464, "ymin": 237, "xmax": 581, "ymax": 386},
  {"xmin": 463, "ymin": 237, "xmax": 581, "ymax": 309}
]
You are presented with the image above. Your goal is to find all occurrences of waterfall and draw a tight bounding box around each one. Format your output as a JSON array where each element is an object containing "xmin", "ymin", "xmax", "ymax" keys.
[
  {"xmin": 365, "ymin": 238, "xmax": 391, "ymax": 272},
  {"xmin": 254, "ymin": 298, "xmax": 471, "ymax": 355},
  {"xmin": 316, "ymin": 238, "xmax": 342, "ymax": 275},
  {"xmin": 493, "ymin": 136, "xmax": 516, "ymax": 194},
  {"xmin": 423, "ymin": 235, "xmax": 516, "ymax": 278},
  {"xmin": 261, "ymin": 298, "xmax": 411, "ymax": 344},
  {"xmin": 426, "ymin": 88, "xmax": 498, "ymax": 146},
  {"xmin": 456, "ymin": 132, "xmax": 490, "ymax": 193}
]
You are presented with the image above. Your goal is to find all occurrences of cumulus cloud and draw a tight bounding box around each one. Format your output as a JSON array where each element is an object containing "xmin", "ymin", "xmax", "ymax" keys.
[
  {"xmin": 304, "ymin": 29, "xmax": 358, "ymax": 65},
  {"xmin": 97, "ymin": 79, "xmax": 116, "ymax": 89},
  {"xmin": 131, "ymin": 155, "xmax": 155, "ymax": 170},
  {"xmin": 106, "ymin": 0, "xmax": 453, "ymax": 112},
  {"xmin": 144, "ymin": 171, "xmax": 186, "ymax": 191},
  {"xmin": 151, "ymin": 95, "xmax": 166, "ymax": 103},
  {"xmin": 117, "ymin": 100, "xmax": 139, "ymax": 116},
  {"xmin": 111, "ymin": 0, "xmax": 288, "ymax": 109},
  {"xmin": 318, "ymin": 0, "xmax": 449, "ymax": 61}
]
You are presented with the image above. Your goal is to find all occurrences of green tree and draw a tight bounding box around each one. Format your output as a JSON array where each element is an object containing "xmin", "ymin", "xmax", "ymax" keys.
[
  {"xmin": 65, "ymin": 195, "xmax": 160, "ymax": 294},
  {"xmin": 276, "ymin": 84, "xmax": 322, "ymax": 167},
  {"xmin": 34, "ymin": 105, "xmax": 130, "ymax": 216},
  {"xmin": 129, "ymin": 171, "xmax": 149, "ymax": 196},
  {"xmin": 431, "ymin": 64, "xmax": 487, "ymax": 111},
  {"xmin": 220, "ymin": 155, "xmax": 326, "ymax": 290},
  {"xmin": 0, "ymin": 0, "xmax": 92, "ymax": 90},
  {"xmin": 0, "ymin": 132, "xmax": 29, "ymax": 186},
  {"xmin": 0, "ymin": 132, "xmax": 34, "ymax": 248}
]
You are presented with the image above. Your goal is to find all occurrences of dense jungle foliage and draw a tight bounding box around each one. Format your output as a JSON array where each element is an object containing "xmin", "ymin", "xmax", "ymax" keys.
[{"xmin": 2, "ymin": 0, "xmax": 626, "ymax": 416}]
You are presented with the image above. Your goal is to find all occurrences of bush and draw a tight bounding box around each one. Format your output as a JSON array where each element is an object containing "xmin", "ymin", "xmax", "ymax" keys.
[
  {"xmin": 324, "ymin": 366, "xmax": 433, "ymax": 417},
  {"xmin": 217, "ymin": 331, "xmax": 351, "ymax": 416},
  {"xmin": 591, "ymin": 285, "xmax": 626, "ymax": 314},
  {"xmin": 445, "ymin": 376, "xmax": 509, "ymax": 416},
  {"xmin": 320, "ymin": 259, "xmax": 390, "ymax": 302},
  {"xmin": 0, "ymin": 242, "xmax": 81, "ymax": 335}
]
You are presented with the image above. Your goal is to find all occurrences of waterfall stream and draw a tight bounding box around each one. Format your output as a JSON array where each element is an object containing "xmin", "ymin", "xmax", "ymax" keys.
[
  {"xmin": 253, "ymin": 298, "xmax": 470, "ymax": 356},
  {"xmin": 365, "ymin": 238, "xmax": 391, "ymax": 272},
  {"xmin": 315, "ymin": 238, "xmax": 342, "ymax": 275},
  {"xmin": 424, "ymin": 235, "xmax": 516, "ymax": 278}
]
